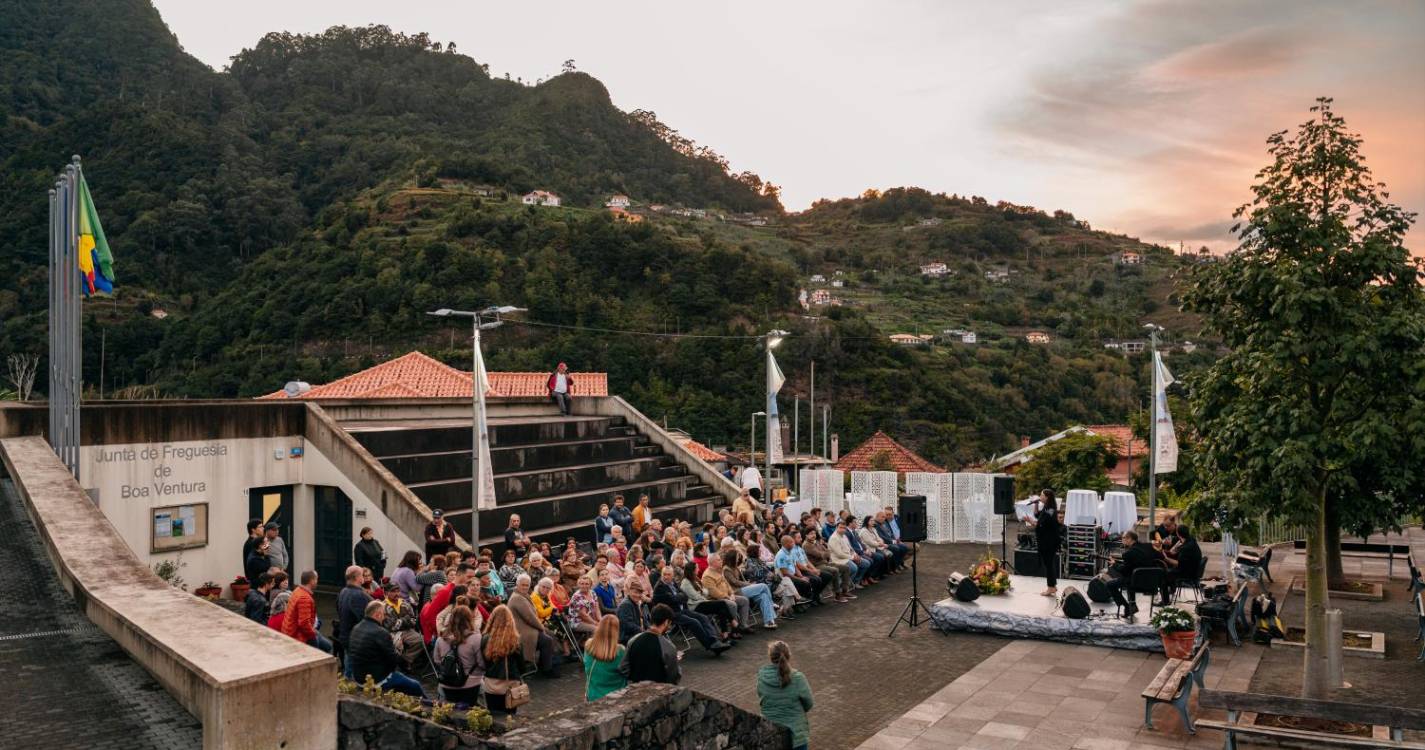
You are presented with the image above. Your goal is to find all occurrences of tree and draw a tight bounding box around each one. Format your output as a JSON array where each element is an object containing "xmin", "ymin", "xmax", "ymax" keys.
[
  {"xmin": 562, "ymin": 58, "xmax": 576, "ymax": 73},
  {"xmin": 5, "ymin": 354, "xmax": 39, "ymax": 401},
  {"xmin": 1008, "ymin": 432, "xmax": 1117, "ymax": 496},
  {"xmin": 1182, "ymin": 98, "xmax": 1425, "ymax": 698}
]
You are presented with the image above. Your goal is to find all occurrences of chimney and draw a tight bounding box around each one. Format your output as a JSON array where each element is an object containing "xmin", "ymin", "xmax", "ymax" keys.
[{"xmin": 1020, "ymin": 436, "xmax": 1030, "ymax": 449}]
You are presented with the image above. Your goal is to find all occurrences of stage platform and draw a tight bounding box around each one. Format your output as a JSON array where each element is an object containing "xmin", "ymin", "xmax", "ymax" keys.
[{"xmin": 930, "ymin": 573, "xmax": 1164, "ymax": 651}]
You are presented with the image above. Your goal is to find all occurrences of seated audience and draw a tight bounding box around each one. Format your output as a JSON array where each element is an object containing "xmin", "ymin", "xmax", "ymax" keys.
[
  {"xmin": 433, "ymin": 604, "xmax": 483, "ymax": 704},
  {"xmin": 619, "ymin": 603, "xmax": 681, "ymax": 685},
  {"xmin": 347, "ymin": 600, "xmax": 424, "ymax": 697}
]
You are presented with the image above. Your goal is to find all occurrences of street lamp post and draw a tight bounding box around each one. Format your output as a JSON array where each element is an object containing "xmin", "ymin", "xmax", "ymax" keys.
[
  {"xmin": 750, "ymin": 410, "xmax": 766, "ymax": 485},
  {"xmin": 428, "ymin": 305, "xmax": 524, "ymax": 550}
]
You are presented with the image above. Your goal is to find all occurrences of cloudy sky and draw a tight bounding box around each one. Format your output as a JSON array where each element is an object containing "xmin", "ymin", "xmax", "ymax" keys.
[{"xmin": 155, "ymin": 0, "xmax": 1424, "ymax": 251}]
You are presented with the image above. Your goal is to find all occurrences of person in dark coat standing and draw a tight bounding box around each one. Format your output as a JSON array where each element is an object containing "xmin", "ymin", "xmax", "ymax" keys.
[
  {"xmin": 242, "ymin": 518, "xmax": 264, "ymax": 569},
  {"xmin": 619, "ymin": 604, "xmax": 681, "ymax": 685},
  {"xmin": 425, "ymin": 509, "xmax": 457, "ymax": 560},
  {"xmin": 346, "ymin": 600, "xmax": 424, "ymax": 697},
  {"xmin": 336, "ymin": 565, "xmax": 373, "ymax": 674},
  {"xmin": 244, "ymin": 539, "xmax": 272, "ymax": 585},
  {"xmin": 244, "ymin": 573, "xmax": 274, "ymax": 624},
  {"xmin": 353, "ymin": 527, "xmax": 386, "ymax": 582},
  {"xmin": 1026, "ymin": 489, "xmax": 1063, "ymax": 596}
]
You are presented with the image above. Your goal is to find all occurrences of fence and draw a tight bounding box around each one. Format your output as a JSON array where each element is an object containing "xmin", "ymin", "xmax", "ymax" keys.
[
  {"xmin": 848, "ymin": 471, "xmax": 898, "ymax": 518},
  {"xmin": 1257, "ymin": 515, "xmax": 1305, "ymax": 546},
  {"xmin": 797, "ymin": 469, "xmax": 844, "ymax": 511},
  {"xmin": 906, "ymin": 472, "xmax": 955, "ymax": 543}
]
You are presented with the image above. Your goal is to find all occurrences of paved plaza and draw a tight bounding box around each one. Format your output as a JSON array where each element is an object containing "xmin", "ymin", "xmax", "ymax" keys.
[{"xmin": 0, "ymin": 480, "xmax": 202, "ymax": 750}]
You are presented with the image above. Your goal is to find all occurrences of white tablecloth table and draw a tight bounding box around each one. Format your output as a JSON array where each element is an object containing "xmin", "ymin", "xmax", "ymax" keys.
[
  {"xmin": 1065, "ymin": 489, "xmax": 1100, "ymax": 526},
  {"xmin": 1099, "ymin": 492, "xmax": 1137, "ymax": 535}
]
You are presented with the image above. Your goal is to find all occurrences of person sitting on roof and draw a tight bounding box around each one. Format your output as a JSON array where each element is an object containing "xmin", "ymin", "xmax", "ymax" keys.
[{"xmin": 547, "ymin": 362, "xmax": 574, "ymax": 416}]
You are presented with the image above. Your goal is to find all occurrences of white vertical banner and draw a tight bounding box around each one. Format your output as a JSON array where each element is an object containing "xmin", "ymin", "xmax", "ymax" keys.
[
  {"xmin": 474, "ymin": 338, "xmax": 498, "ymax": 509},
  {"xmin": 766, "ymin": 348, "xmax": 785, "ymax": 463},
  {"xmin": 1153, "ymin": 351, "xmax": 1179, "ymax": 474}
]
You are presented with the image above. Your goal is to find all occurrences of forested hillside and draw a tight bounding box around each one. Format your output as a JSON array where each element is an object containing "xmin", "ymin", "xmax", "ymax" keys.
[{"xmin": 0, "ymin": 0, "xmax": 1212, "ymax": 467}]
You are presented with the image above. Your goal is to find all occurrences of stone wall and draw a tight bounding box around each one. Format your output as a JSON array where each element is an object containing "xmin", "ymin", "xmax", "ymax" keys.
[{"xmin": 339, "ymin": 683, "xmax": 791, "ymax": 750}]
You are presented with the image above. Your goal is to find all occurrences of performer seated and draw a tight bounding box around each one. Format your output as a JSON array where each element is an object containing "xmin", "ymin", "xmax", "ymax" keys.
[
  {"xmin": 1160, "ymin": 525, "xmax": 1203, "ymax": 603},
  {"xmin": 1152, "ymin": 512, "xmax": 1184, "ymax": 559},
  {"xmin": 1105, "ymin": 531, "xmax": 1166, "ymax": 618}
]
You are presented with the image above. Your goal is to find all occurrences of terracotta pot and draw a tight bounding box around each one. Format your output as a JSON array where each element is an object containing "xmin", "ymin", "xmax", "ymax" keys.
[
  {"xmin": 230, "ymin": 583, "xmax": 251, "ymax": 601},
  {"xmin": 1160, "ymin": 628, "xmax": 1196, "ymax": 659},
  {"xmin": 195, "ymin": 586, "xmax": 222, "ymax": 598}
]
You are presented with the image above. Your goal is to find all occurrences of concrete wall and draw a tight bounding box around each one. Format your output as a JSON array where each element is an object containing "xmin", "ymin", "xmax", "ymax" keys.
[
  {"xmin": 576, "ymin": 396, "xmax": 742, "ymax": 504},
  {"xmin": 1, "ymin": 436, "xmax": 338, "ymax": 750}
]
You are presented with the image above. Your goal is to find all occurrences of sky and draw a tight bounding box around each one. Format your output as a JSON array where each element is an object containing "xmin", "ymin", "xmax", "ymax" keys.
[{"xmin": 154, "ymin": 0, "xmax": 1425, "ymax": 252}]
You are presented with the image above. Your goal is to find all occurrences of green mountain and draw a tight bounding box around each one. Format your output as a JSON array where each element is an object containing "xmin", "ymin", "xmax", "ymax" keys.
[{"xmin": 0, "ymin": 0, "xmax": 1211, "ymax": 468}]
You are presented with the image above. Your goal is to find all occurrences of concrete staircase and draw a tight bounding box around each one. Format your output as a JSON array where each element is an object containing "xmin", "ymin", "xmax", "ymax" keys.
[{"xmin": 348, "ymin": 412, "xmax": 722, "ymax": 548}]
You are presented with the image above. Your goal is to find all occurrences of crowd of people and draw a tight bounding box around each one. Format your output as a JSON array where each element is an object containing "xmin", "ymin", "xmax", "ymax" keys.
[{"xmin": 236, "ymin": 486, "xmax": 907, "ymax": 748}]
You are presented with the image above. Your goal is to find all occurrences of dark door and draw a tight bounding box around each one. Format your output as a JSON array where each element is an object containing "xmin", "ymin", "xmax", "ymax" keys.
[
  {"xmin": 248, "ymin": 485, "xmax": 295, "ymax": 575},
  {"xmin": 313, "ymin": 486, "xmax": 352, "ymax": 588}
]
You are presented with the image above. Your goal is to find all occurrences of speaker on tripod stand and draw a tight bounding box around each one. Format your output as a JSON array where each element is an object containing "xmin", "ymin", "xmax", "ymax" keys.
[
  {"xmin": 889, "ymin": 495, "xmax": 931, "ymax": 637},
  {"xmin": 993, "ymin": 475, "xmax": 1016, "ymax": 570}
]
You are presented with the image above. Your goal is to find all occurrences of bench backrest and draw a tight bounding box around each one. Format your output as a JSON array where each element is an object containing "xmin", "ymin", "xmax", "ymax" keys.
[
  {"xmin": 1188, "ymin": 643, "xmax": 1210, "ymax": 675},
  {"xmin": 1198, "ymin": 690, "xmax": 1425, "ymax": 730}
]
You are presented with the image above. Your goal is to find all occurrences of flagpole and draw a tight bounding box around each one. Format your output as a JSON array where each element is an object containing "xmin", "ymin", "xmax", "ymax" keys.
[
  {"xmin": 472, "ymin": 315, "xmax": 482, "ymax": 550},
  {"xmin": 1148, "ymin": 328, "xmax": 1160, "ymax": 529}
]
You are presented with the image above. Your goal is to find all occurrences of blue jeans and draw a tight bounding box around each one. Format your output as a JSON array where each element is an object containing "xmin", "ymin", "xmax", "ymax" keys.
[
  {"xmin": 850, "ymin": 558, "xmax": 869, "ymax": 584},
  {"xmin": 740, "ymin": 583, "xmax": 776, "ymax": 623},
  {"xmin": 380, "ymin": 671, "xmax": 425, "ymax": 698},
  {"xmin": 307, "ymin": 634, "xmax": 333, "ymax": 654}
]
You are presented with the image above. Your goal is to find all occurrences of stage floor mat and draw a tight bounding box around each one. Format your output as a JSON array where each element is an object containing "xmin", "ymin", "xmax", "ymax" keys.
[{"xmin": 930, "ymin": 574, "xmax": 1166, "ymax": 651}]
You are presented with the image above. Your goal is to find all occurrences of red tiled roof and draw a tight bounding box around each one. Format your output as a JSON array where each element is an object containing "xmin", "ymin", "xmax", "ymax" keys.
[
  {"xmin": 834, "ymin": 430, "xmax": 945, "ymax": 474},
  {"xmin": 677, "ymin": 438, "xmax": 726, "ymax": 463},
  {"xmin": 1086, "ymin": 425, "xmax": 1141, "ymax": 457},
  {"xmin": 258, "ymin": 351, "xmax": 608, "ymax": 400}
]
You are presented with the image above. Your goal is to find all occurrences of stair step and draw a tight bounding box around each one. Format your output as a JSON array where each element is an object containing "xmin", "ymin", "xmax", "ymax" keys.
[{"xmin": 465, "ymin": 497, "xmax": 717, "ymax": 548}]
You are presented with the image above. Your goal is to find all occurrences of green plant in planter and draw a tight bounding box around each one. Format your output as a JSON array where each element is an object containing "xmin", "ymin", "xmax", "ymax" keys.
[
  {"xmin": 1149, "ymin": 606, "xmax": 1194, "ymax": 633},
  {"xmin": 337, "ymin": 677, "xmax": 358, "ymax": 695},
  {"xmin": 360, "ymin": 675, "xmax": 381, "ymax": 699},
  {"xmin": 152, "ymin": 555, "xmax": 187, "ymax": 591},
  {"xmin": 427, "ymin": 701, "xmax": 453, "ymax": 725},
  {"xmin": 377, "ymin": 690, "xmax": 422, "ymax": 715},
  {"xmin": 465, "ymin": 706, "xmax": 493, "ymax": 734}
]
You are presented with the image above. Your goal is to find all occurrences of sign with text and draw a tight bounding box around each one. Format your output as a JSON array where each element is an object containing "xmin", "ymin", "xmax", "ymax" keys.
[{"xmin": 150, "ymin": 502, "xmax": 208, "ymax": 553}]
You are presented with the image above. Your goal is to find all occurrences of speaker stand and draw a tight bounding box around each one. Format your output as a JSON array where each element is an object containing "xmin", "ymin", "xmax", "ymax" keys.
[
  {"xmin": 889, "ymin": 542, "xmax": 932, "ymax": 637},
  {"xmin": 1000, "ymin": 515, "xmax": 1016, "ymax": 573}
]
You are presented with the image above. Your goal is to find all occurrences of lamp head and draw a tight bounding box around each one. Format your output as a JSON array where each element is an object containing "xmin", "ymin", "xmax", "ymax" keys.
[{"xmin": 428, "ymin": 308, "xmax": 454, "ymax": 318}]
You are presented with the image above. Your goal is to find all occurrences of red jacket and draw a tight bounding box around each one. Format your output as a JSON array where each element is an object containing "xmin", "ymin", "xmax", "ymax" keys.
[
  {"xmin": 281, "ymin": 586, "xmax": 317, "ymax": 643},
  {"xmin": 420, "ymin": 583, "xmax": 455, "ymax": 642},
  {"xmin": 547, "ymin": 371, "xmax": 574, "ymax": 394}
]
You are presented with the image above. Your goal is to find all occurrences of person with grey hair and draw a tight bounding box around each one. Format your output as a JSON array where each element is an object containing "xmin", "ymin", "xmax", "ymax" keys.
[
  {"xmin": 267, "ymin": 589, "xmax": 292, "ymax": 631},
  {"xmin": 336, "ymin": 564, "xmax": 373, "ymax": 676},
  {"xmin": 507, "ymin": 573, "xmax": 559, "ymax": 676}
]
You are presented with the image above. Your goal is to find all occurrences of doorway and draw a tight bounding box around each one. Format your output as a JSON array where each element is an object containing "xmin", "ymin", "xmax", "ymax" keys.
[
  {"xmin": 313, "ymin": 486, "xmax": 352, "ymax": 588},
  {"xmin": 249, "ymin": 485, "xmax": 294, "ymax": 575}
]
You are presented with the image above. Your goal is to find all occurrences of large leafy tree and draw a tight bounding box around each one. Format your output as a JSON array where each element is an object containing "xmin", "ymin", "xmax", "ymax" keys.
[
  {"xmin": 1009, "ymin": 431, "xmax": 1117, "ymax": 496},
  {"xmin": 1183, "ymin": 98, "xmax": 1425, "ymax": 698}
]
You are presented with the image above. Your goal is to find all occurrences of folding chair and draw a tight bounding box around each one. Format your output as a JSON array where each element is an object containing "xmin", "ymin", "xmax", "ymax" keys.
[
  {"xmin": 1126, "ymin": 567, "xmax": 1169, "ymax": 618},
  {"xmin": 1174, "ymin": 557, "xmax": 1210, "ymax": 604},
  {"xmin": 551, "ymin": 614, "xmax": 585, "ymax": 662}
]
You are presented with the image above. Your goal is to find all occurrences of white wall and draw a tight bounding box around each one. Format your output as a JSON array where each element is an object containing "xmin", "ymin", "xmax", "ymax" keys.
[{"xmin": 80, "ymin": 436, "xmax": 421, "ymax": 590}]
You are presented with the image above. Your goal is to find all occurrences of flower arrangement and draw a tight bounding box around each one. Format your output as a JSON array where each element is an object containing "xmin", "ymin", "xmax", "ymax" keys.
[
  {"xmin": 231, "ymin": 575, "xmax": 250, "ymax": 586},
  {"xmin": 1149, "ymin": 606, "xmax": 1195, "ymax": 633},
  {"xmin": 970, "ymin": 553, "xmax": 1012, "ymax": 595}
]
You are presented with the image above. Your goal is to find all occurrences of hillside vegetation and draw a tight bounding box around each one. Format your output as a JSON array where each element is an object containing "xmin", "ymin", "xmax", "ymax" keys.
[{"xmin": 0, "ymin": 0, "xmax": 1214, "ymax": 467}]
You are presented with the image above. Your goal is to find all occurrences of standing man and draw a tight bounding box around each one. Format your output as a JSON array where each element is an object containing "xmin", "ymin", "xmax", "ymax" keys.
[
  {"xmin": 609, "ymin": 495, "xmax": 634, "ymax": 541},
  {"xmin": 281, "ymin": 571, "xmax": 332, "ymax": 653},
  {"xmin": 264, "ymin": 522, "xmax": 290, "ymax": 573},
  {"xmin": 336, "ymin": 565, "xmax": 373, "ymax": 672},
  {"xmin": 741, "ymin": 462, "xmax": 764, "ymax": 503},
  {"xmin": 619, "ymin": 604, "xmax": 682, "ymax": 685},
  {"xmin": 424, "ymin": 509, "xmax": 457, "ymax": 560},
  {"xmin": 632, "ymin": 495, "xmax": 653, "ymax": 536},
  {"xmin": 547, "ymin": 362, "xmax": 575, "ymax": 416},
  {"xmin": 243, "ymin": 518, "xmax": 264, "ymax": 568}
]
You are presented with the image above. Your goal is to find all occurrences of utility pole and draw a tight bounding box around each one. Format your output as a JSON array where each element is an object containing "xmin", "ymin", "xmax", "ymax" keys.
[{"xmin": 1145, "ymin": 324, "xmax": 1163, "ymax": 527}]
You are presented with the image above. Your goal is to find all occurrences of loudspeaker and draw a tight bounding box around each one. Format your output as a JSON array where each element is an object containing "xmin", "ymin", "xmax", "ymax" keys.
[
  {"xmin": 947, "ymin": 572, "xmax": 980, "ymax": 602},
  {"xmin": 1087, "ymin": 573, "xmax": 1115, "ymax": 603},
  {"xmin": 1013, "ymin": 548, "xmax": 1044, "ymax": 577},
  {"xmin": 1060, "ymin": 587, "xmax": 1090, "ymax": 619},
  {"xmin": 993, "ymin": 476, "xmax": 1015, "ymax": 516},
  {"xmin": 898, "ymin": 494, "xmax": 927, "ymax": 542}
]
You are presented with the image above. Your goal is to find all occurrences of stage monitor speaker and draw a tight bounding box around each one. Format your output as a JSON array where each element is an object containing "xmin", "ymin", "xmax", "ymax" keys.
[
  {"xmin": 947, "ymin": 572, "xmax": 980, "ymax": 602},
  {"xmin": 1087, "ymin": 573, "xmax": 1115, "ymax": 603},
  {"xmin": 993, "ymin": 476, "xmax": 1015, "ymax": 516},
  {"xmin": 898, "ymin": 494, "xmax": 927, "ymax": 542},
  {"xmin": 1060, "ymin": 587, "xmax": 1090, "ymax": 619}
]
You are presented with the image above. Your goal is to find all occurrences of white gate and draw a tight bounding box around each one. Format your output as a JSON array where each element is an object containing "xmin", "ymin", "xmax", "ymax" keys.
[
  {"xmin": 848, "ymin": 471, "xmax": 897, "ymax": 519},
  {"xmin": 951, "ymin": 472, "xmax": 1004, "ymax": 543},
  {"xmin": 906, "ymin": 472, "xmax": 955, "ymax": 543}
]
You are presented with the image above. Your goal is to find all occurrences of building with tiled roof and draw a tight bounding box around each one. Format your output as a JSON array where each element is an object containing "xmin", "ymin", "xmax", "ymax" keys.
[
  {"xmin": 259, "ymin": 351, "xmax": 608, "ymax": 400},
  {"xmin": 990, "ymin": 424, "xmax": 1143, "ymax": 486},
  {"xmin": 834, "ymin": 430, "xmax": 945, "ymax": 474}
]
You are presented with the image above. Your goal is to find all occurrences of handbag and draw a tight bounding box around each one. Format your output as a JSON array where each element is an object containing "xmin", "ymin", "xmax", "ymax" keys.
[{"xmin": 503, "ymin": 657, "xmax": 531, "ymax": 708}]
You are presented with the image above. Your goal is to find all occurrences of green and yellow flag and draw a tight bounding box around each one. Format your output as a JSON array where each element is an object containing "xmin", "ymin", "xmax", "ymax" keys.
[{"xmin": 77, "ymin": 174, "xmax": 115, "ymax": 295}]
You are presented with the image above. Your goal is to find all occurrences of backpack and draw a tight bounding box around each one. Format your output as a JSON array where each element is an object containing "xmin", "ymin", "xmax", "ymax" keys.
[{"xmin": 437, "ymin": 640, "xmax": 468, "ymax": 686}]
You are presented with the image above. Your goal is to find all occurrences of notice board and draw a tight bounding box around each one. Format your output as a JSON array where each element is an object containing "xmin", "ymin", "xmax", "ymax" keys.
[{"xmin": 150, "ymin": 502, "xmax": 209, "ymax": 553}]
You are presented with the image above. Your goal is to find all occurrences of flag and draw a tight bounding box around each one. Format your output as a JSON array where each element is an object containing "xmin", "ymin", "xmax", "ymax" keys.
[
  {"xmin": 77, "ymin": 174, "xmax": 115, "ymax": 296},
  {"xmin": 473, "ymin": 338, "xmax": 498, "ymax": 509},
  {"xmin": 766, "ymin": 348, "xmax": 785, "ymax": 463},
  {"xmin": 1153, "ymin": 351, "xmax": 1178, "ymax": 474}
]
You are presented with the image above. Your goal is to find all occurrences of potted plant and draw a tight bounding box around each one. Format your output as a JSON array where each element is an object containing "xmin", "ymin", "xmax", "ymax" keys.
[
  {"xmin": 1149, "ymin": 606, "xmax": 1197, "ymax": 658},
  {"xmin": 194, "ymin": 581, "xmax": 222, "ymax": 599},
  {"xmin": 230, "ymin": 575, "xmax": 251, "ymax": 602}
]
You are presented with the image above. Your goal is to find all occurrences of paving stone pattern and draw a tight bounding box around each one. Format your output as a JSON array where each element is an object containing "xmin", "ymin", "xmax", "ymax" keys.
[
  {"xmin": 451, "ymin": 542, "xmax": 1011, "ymax": 750},
  {"xmin": 0, "ymin": 479, "xmax": 202, "ymax": 750}
]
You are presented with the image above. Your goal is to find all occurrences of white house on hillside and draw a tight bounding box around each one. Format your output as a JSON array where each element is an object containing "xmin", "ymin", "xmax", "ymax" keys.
[
  {"xmin": 985, "ymin": 268, "xmax": 1010, "ymax": 282},
  {"xmin": 920, "ymin": 261, "xmax": 950, "ymax": 278},
  {"xmin": 606, "ymin": 194, "xmax": 631, "ymax": 208},
  {"xmin": 890, "ymin": 333, "xmax": 933, "ymax": 346},
  {"xmin": 523, "ymin": 190, "xmax": 561, "ymax": 207},
  {"xmin": 810, "ymin": 274, "xmax": 826, "ymax": 283}
]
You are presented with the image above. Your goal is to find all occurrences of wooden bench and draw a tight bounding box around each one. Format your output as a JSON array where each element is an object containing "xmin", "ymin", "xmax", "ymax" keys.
[
  {"xmin": 1415, "ymin": 590, "xmax": 1424, "ymax": 662},
  {"xmin": 1142, "ymin": 643, "xmax": 1210, "ymax": 734},
  {"xmin": 1197, "ymin": 689, "xmax": 1425, "ymax": 749},
  {"xmin": 1198, "ymin": 583, "xmax": 1252, "ymax": 646}
]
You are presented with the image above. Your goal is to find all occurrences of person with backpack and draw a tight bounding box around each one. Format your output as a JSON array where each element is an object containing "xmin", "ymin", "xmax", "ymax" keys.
[{"xmin": 432, "ymin": 605, "xmax": 483, "ymax": 704}]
